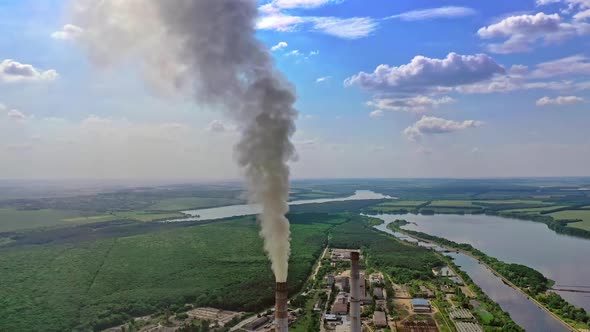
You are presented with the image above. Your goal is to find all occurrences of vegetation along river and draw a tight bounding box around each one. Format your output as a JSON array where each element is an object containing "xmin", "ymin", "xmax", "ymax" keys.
[{"xmin": 373, "ymin": 218, "xmax": 571, "ymax": 331}]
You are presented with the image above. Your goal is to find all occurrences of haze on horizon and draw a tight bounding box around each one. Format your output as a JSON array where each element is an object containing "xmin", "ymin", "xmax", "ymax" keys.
[{"xmin": 2, "ymin": 0, "xmax": 590, "ymax": 180}]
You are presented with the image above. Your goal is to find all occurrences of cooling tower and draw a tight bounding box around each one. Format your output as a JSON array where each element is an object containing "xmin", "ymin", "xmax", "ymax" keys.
[
  {"xmin": 350, "ymin": 252, "xmax": 361, "ymax": 332},
  {"xmin": 275, "ymin": 282, "xmax": 289, "ymax": 332}
]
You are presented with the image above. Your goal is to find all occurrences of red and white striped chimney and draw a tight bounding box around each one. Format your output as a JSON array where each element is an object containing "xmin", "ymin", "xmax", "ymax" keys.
[{"xmin": 275, "ymin": 282, "xmax": 289, "ymax": 332}]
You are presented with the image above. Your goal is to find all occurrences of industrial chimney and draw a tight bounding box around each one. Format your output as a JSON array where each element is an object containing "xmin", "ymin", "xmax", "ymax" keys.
[
  {"xmin": 275, "ymin": 282, "xmax": 289, "ymax": 332},
  {"xmin": 350, "ymin": 252, "xmax": 361, "ymax": 332}
]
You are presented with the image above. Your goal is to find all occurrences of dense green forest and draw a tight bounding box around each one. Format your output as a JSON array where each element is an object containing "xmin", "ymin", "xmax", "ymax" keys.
[
  {"xmin": 329, "ymin": 215, "xmax": 442, "ymax": 283},
  {"xmin": 0, "ymin": 213, "xmax": 346, "ymax": 331}
]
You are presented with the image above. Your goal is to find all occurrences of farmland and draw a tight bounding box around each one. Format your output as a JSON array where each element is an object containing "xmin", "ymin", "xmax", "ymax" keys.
[
  {"xmin": 148, "ymin": 197, "xmax": 242, "ymax": 211},
  {"xmin": 0, "ymin": 208, "xmax": 83, "ymax": 232},
  {"xmin": 550, "ymin": 210, "xmax": 590, "ymax": 231}
]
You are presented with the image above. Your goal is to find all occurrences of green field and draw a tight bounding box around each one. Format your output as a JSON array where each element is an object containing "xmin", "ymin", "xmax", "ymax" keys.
[
  {"xmin": 569, "ymin": 221, "xmax": 590, "ymax": 231},
  {"xmin": 112, "ymin": 211, "xmax": 187, "ymax": 222},
  {"xmin": 474, "ymin": 200, "xmax": 551, "ymax": 205},
  {"xmin": 429, "ymin": 200, "xmax": 475, "ymax": 207},
  {"xmin": 550, "ymin": 210, "xmax": 590, "ymax": 222},
  {"xmin": 502, "ymin": 206, "xmax": 567, "ymax": 214},
  {"xmin": 148, "ymin": 197, "xmax": 242, "ymax": 211},
  {"xmin": 0, "ymin": 208, "xmax": 189, "ymax": 233},
  {"xmin": 0, "ymin": 213, "xmax": 344, "ymax": 331},
  {"xmin": 0, "ymin": 208, "xmax": 83, "ymax": 232},
  {"xmin": 550, "ymin": 210, "xmax": 590, "ymax": 232},
  {"xmin": 420, "ymin": 207, "xmax": 483, "ymax": 214},
  {"xmin": 62, "ymin": 215, "xmax": 120, "ymax": 223},
  {"xmin": 378, "ymin": 200, "xmax": 427, "ymax": 207}
]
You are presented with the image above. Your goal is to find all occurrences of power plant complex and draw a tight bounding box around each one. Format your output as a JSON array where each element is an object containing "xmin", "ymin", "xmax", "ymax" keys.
[{"xmin": 272, "ymin": 250, "xmax": 364, "ymax": 332}]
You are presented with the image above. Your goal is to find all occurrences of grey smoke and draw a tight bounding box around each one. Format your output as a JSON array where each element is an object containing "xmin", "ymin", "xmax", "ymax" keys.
[{"xmin": 70, "ymin": 0, "xmax": 296, "ymax": 282}]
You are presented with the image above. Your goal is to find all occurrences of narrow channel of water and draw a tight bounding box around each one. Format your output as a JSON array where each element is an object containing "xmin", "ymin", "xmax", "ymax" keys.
[
  {"xmin": 166, "ymin": 190, "xmax": 392, "ymax": 222},
  {"xmin": 372, "ymin": 219, "xmax": 570, "ymax": 332}
]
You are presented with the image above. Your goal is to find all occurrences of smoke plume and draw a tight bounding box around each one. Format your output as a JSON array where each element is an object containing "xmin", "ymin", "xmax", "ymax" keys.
[{"xmin": 70, "ymin": 0, "xmax": 296, "ymax": 282}]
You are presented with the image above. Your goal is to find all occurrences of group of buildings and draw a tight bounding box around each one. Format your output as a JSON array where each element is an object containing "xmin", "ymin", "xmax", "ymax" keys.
[{"xmin": 323, "ymin": 250, "xmax": 393, "ymax": 331}]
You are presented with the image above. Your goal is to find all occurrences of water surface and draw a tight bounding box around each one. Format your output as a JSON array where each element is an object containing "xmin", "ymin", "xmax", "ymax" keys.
[
  {"xmin": 373, "ymin": 218, "xmax": 571, "ymax": 332},
  {"xmin": 168, "ymin": 190, "xmax": 392, "ymax": 222},
  {"xmin": 373, "ymin": 213, "xmax": 590, "ymax": 312}
]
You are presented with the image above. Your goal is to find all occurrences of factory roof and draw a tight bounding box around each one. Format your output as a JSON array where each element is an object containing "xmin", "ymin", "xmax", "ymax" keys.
[
  {"xmin": 412, "ymin": 298, "xmax": 430, "ymax": 306},
  {"xmin": 373, "ymin": 311, "xmax": 387, "ymax": 327}
]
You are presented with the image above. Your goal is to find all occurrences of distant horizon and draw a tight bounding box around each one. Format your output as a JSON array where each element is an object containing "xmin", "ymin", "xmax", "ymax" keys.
[{"xmin": 2, "ymin": 175, "xmax": 590, "ymax": 184}]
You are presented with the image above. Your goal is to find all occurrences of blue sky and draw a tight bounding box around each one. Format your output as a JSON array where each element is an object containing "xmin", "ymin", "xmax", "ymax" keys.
[{"xmin": 1, "ymin": 0, "xmax": 589, "ymax": 179}]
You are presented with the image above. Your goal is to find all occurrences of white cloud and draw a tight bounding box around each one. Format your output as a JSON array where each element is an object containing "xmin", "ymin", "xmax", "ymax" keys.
[
  {"xmin": 477, "ymin": 12, "xmax": 590, "ymax": 53},
  {"xmin": 0, "ymin": 59, "xmax": 58, "ymax": 83},
  {"xmin": 257, "ymin": 13, "xmax": 306, "ymax": 31},
  {"xmin": 262, "ymin": 0, "xmax": 339, "ymax": 11},
  {"xmin": 308, "ymin": 16, "xmax": 378, "ymax": 39},
  {"xmin": 574, "ymin": 8, "xmax": 590, "ymax": 20},
  {"xmin": 536, "ymin": 0, "xmax": 590, "ymax": 13},
  {"xmin": 316, "ymin": 76, "xmax": 330, "ymax": 83},
  {"xmin": 456, "ymin": 55, "xmax": 590, "ymax": 94},
  {"xmin": 536, "ymin": 0, "xmax": 562, "ymax": 5},
  {"xmin": 508, "ymin": 64, "xmax": 529, "ymax": 75},
  {"xmin": 309, "ymin": 50, "xmax": 319, "ymax": 56},
  {"xmin": 7, "ymin": 109, "xmax": 27, "ymax": 122},
  {"xmin": 388, "ymin": 6, "xmax": 477, "ymax": 21},
  {"xmin": 285, "ymin": 50, "xmax": 301, "ymax": 56},
  {"xmin": 536, "ymin": 95, "xmax": 584, "ymax": 106},
  {"xmin": 270, "ymin": 41, "xmax": 289, "ymax": 51},
  {"xmin": 530, "ymin": 55, "xmax": 590, "ymax": 77},
  {"xmin": 345, "ymin": 53, "xmax": 505, "ymax": 94},
  {"xmin": 404, "ymin": 116, "xmax": 482, "ymax": 141},
  {"xmin": 369, "ymin": 110, "xmax": 384, "ymax": 118},
  {"xmin": 51, "ymin": 24, "xmax": 84, "ymax": 40},
  {"xmin": 257, "ymin": 0, "xmax": 377, "ymax": 39},
  {"xmin": 367, "ymin": 96, "xmax": 454, "ymax": 113}
]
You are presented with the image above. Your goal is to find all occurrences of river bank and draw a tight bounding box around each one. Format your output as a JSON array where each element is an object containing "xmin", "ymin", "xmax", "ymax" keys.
[{"xmin": 385, "ymin": 222, "xmax": 582, "ymax": 331}]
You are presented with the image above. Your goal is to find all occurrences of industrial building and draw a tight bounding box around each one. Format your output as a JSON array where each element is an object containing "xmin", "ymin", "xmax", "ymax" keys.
[
  {"xmin": 372, "ymin": 311, "xmax": 387, "ymax": 327},
  {"xmin": 411, "ymin": 298, "xmax": 432, "ymax": 313},
  {"xmin": 331, "ymin": 293, "xmax": 349, "ymax": 315},
  {"xmin": 326, "ymin": 274, "xmax": 335, "ymax": 286},
  {"xmin": 324, "ymin": 314, "xmax": 340, "ymax": 322},
  {"xmin": 372, "ymin": 287, "xmax": 384, "ymax": 299},
  {"xmin": 243, "ymin": 316, "xmax": 270, "ymax": 330},
  {"xmin": 334, "ymin": 275, "xmax": 349, "ymax": 291},
  {"xmin": 419, "ymin": 285, "xmax": 435, "ymax": 298}
]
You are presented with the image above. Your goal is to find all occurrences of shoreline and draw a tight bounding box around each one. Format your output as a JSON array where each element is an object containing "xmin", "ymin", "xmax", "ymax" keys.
[{"xmin": 388, "ymin": 224, "xmax": 577, "ymax": 332}]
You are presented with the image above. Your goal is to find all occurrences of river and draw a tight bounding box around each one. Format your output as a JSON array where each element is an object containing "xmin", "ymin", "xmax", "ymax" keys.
[
  {"xmin": 166, "ymin": 190, "xmax": 392, "ymax": 222},
  {"xmin": 372, "ymin": 213, "xmax": 590, "ymax": 313},
  {"xmin": 373, "ymin": 219, "xmax": 571, "ymax": 332}
]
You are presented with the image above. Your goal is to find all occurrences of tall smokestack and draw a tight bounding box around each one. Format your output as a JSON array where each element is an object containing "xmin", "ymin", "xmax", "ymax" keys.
[
  {"xmin": 70, "ymin": 0, "xmax": 296, "ymax": 283},
  {"xmin": 350, "ymin": 252, "xmax": 361, "ymax": 332},
  {"xmin": 275, "ymin": 282, "xmax": 288, "ymax": 332}
]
